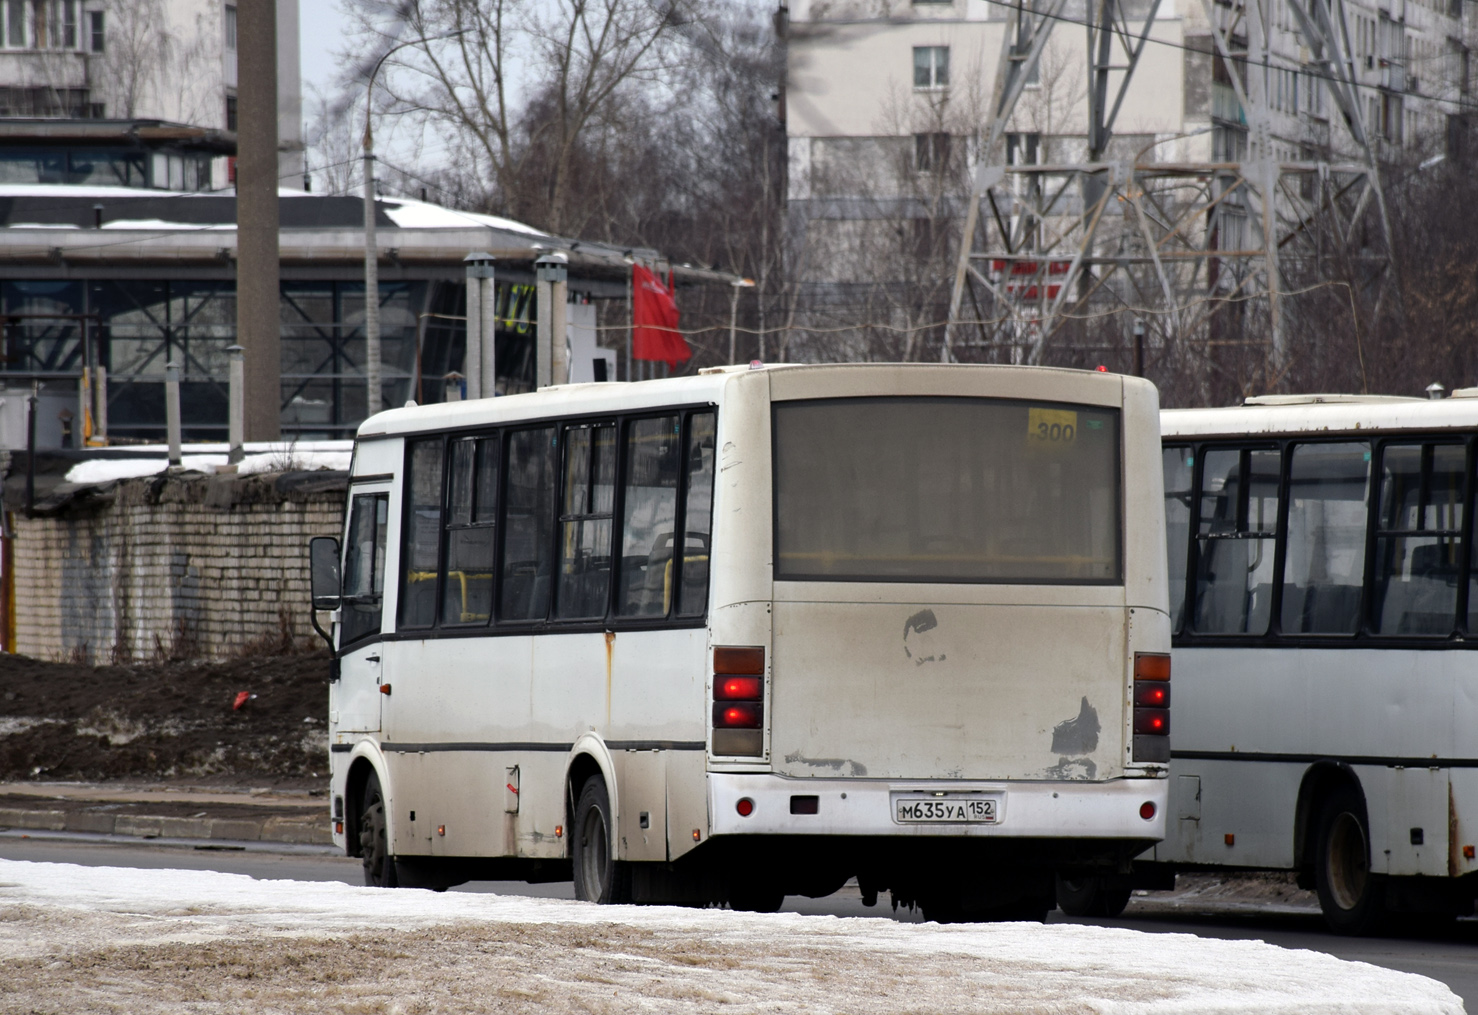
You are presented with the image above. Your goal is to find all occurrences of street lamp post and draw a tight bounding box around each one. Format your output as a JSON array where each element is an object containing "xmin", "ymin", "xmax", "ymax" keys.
[
  {"xmin": 362, "ymin": 30, "xmax": 466, "ymax": 420},
  {"xmin": 728, "ymin": 278, "xmax": 754, "ymax": 365}
]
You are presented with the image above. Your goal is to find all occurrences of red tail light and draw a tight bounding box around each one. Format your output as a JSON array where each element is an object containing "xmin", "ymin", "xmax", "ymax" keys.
[
  {"xmin": 1132, "ymin": 652, "xmax": 1170, "ymax": 762},
  {"xmin": 1134, "ymin": 681, "xmax": 1170, "ymax": 707},
  {"xmin": 1134, "ymin": 708, "xmax": 1170, "ymax": 735},
  {"xmin": 1134, "ymin": 652, "xmax": 1170, "ymax": 680},
  {"xmin": 715, "ymin": 676, "xmax": 763, "ymax": 700},
  {"xmin": 712, "ymin": 646, "xmax": 765, "ymax": 756},
  {"xmin": 713, "ymin": 701, "xmax": 763, "ymax": 729}
]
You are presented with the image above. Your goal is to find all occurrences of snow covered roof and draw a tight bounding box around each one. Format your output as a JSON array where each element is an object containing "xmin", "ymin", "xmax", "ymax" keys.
[
  {"xmin": 379, "ymin": 196, "xmax": 548, "ymax": 237},
  {"xmin": 0, "ymin": 183, "xmax": 738, "ymax": 285}
]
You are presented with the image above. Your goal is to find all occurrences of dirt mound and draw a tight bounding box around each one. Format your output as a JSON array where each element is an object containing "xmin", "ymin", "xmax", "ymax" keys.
[{"xmin": 0, "ymin": 651, "xmax": 332, "ymax": 783}]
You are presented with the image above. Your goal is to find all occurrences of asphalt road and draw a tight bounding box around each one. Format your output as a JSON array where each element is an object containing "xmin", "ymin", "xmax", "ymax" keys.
[{"xmin": 4, "ymin": 832, "xmax": 1474, "ymax": 1009}]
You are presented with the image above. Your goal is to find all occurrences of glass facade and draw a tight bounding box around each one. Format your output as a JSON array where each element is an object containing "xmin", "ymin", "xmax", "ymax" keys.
[
  {"xmin": 0, "ymin": 147, "xmax": 211, "ymax": 189},
  {"xmin": 0, "ymin": 277, "xmax": 542, "ymax": 441}
]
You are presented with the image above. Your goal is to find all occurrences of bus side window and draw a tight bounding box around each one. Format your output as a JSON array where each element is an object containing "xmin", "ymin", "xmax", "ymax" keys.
[
  {"xmin": 1163, "ymin": 446, "xmax": 1194, "ymax": 633},
  {"xmin": 443, "ymin": 436, "xmax": 499, "ymax": 626},
  {"xmin": 1374, "ymin": 443, "xmax": 1464, "ymax": 636},
  {"xmin": 342, "ymin": 493, "xmax": 388, "ymax": 646},
  {"xmin": 1193, "ymin": 447, "xmax": 1279, "ymax": 634},
  {"xmin": 399, "ymin": 439, "xmax": 444, "ymax": 629},
  {"xmin": 556, "ymin": 423, "xmax": 617, "ymax": 620},
  {"xmin": 1280, "ymin": 442, "xmax": 1370, "ymax": 635},
  {"xmin": 617, "ymin": 415, "xmax": 681, "ymax": 617},
  {"xmin": 500, "ymin": 426, "xmax": 557, "ymax": 622},
  {"xmin": 677, "ymin": 411, "xmax": 716, "ymax": 617}
]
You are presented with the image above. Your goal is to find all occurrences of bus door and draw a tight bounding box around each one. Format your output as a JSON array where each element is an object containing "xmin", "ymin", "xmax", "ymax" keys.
[{"xmin": 334, "ymin": 487, "xmax": 390, "ymax": 734}]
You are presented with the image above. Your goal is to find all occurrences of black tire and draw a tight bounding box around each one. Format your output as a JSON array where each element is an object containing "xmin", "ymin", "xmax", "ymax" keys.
[
  {"xmin": 921, "ymin": 897, "xmax": 1050, "ymax": 924},
  {"xmin": 359, "ymin": 771, "xmax": 398, "ymax": 888},
  {"xmin": 571, "ymin": 777, "xmax": 631, "ymax": 904},
  {"xmin": 1314, "ymin": 786, "xmax": 1384, "ymax": 935},
  {"xmin": 1056, "ymin": 874, "xmax": 1132, "ymax": 918},
  {"xmin": 728, "ymin": 883, "xmax": 786, "ymax": 914}
]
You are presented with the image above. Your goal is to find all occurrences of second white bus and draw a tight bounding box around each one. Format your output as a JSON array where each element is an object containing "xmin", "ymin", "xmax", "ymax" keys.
[
  {"xmin": 1146, "ymin": 394, "xmax": 1478, "ymax": 933},
  {"xmin": 309, "ymin": 362, "xmax": 1171, "ymax": 920}
]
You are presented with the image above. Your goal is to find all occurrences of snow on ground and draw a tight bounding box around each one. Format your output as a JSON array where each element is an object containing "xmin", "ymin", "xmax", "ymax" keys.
[{"xmin": 0, "ymin": 860, "xmax": 1461, "ymax": 1015}]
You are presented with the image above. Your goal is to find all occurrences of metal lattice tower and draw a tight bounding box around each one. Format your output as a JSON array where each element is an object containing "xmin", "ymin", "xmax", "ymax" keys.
[{"xmin": 941, "ymin": 0, "xmax": 1395, "ymax": 375}]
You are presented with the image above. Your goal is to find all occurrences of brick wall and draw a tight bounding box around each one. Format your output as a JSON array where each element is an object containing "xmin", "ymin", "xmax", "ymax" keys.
[{"xmin": 12, "ymin": 470, "xmax": 346, "ymax": 663}]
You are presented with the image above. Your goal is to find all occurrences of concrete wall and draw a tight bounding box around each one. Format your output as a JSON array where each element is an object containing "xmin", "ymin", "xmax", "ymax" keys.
[{"xmin": 12, "ymin": 470, "xmax": 345, "ymax": 663}]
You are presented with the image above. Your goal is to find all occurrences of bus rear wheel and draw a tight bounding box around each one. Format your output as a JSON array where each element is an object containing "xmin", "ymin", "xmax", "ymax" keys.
[
  {"xmin": 1314, "ymin": 787, "xmax": 1384, "ymax": 935},
  {"xmin": 359, "ymin": 771, "xmax": 398, "ymax": 888},
  {"xmin": 572, "ymin": 777, "xmax": 631, "ymax": 905},
  {"xmin": 921, "ymin": 895, "xmax": 1050, "ymax": 924},
  {"xmin": 728, "ymin": 883, "xmax": 785, "ymax": 914},
  {"xmin": 1055, "ymin": 874, "xmax": 1131, "ymax": 918}
]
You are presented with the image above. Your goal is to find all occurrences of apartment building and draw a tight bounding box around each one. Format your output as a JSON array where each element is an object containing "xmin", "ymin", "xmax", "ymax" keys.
[
  {"xmin": 0, "ymin": 0, "xmax": 304, "ymax": 187},
  {"xmin": 784, "ymin": 0, "xmax": 1472, "ymax": 319}
]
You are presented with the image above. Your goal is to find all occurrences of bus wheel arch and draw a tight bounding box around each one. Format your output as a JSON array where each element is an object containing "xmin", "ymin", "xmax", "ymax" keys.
[
  {"xmin": 1296, "ymin": 766, "xmax": 1385, "ymax": 934},
  {"xmin": 358, "ymin": 766, "xmax": 399, "ymax": 888},
  {"xmin": 1294, "ymin": 762, "xmax": 1361, "ymax": 879},
  {"xmin": 344, "ymin": 755, "xmax": 384, "ymax": 860},
  {"xmin": 566, "ymin": 761, "xmax": 631, "ymax": 904},
  {"xmin": 564, "ymin": 745, "xmax": 617, "ymax": 842}
]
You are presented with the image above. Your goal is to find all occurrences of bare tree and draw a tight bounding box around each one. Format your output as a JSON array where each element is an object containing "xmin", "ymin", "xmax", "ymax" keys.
[
  {"xmin": 95, "ymin": 0, "xmax": 167, "ymax": 118},
  {"xmin": 344, "ymin": 0, "xmax": 710, "ymax": 234},
  {"xmin": 304, "ymin": 88, "xmax": 363, "ymax": 196},
  {"xmin": 93, "ymin": 0, "xmax": 220, "ymax": 126}
]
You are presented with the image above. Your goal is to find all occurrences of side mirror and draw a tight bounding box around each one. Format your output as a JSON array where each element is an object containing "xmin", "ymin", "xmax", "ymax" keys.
[{"xmin": 310, "ymin": 537, "xmax": 342, "ymax": 611}]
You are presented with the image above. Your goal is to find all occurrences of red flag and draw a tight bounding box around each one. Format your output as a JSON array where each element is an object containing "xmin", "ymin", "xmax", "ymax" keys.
[{"xmin": 632, "ymin": 265, "xmax": 689, "ymax": 367}]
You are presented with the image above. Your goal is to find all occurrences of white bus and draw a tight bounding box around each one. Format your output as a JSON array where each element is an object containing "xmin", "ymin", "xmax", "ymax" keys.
[
  {"xmin": 1148, "ymin": 394, "xmax": 1478, "ymax": 933},
  {"xmin": 308, "ymin": 362, "xmax": 1171, "ymax": 921}
]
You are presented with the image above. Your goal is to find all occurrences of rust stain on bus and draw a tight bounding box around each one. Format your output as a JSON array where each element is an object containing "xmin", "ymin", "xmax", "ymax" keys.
[{"xmin": 605, "ymin": 630, "xmax": 616, "ymax": 725}]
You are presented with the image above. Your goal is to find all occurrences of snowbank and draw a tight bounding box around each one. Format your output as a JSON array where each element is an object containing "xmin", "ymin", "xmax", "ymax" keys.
[
  {"xmin": 0, "ymin": 860, "xmax": 1461, "ymax": 1015},
  {"xmin": 64, "ymin": 448, "xmax": 352, "ymax": 485}
]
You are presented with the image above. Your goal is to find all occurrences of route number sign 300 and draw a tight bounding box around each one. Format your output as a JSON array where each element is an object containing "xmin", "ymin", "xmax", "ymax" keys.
[{"xmin": 1027, "ymin": 408, "xmax": 1078, "ymax": 446}]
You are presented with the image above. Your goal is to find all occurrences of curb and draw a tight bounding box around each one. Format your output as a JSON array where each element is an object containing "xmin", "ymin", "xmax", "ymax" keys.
[{"xmin": 0, "ymin": 806, "xmax": 333, "ymax": 846}]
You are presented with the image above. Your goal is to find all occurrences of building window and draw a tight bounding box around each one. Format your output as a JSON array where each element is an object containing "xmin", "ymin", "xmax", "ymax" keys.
[
  {"xmin": 88, "ymin": 9, "xmax": 101, "ymax": 51},
  {"xmin": 6, "ymin": 0, "xmax": 25, "ymax": 46},
  {"xmin": 1006, "ymin": 132, "xmax": 1040, "ymax": 165},
  {"xmin": 913, "ymin": 45, "xmax": 949, "ymax": 89},
  {"xmin": 914, "ymin": 132, "xmax": 951, "ymax": 171},
  {"xmin": 225, "ymin": 92, "xmax": 237, "ymax": 131},
  {"xmin": 224, "ymin": 3, "xmax": 235, "ymax": 49},
  {"xmin": 62, "ymin": 0, "xmax": 75, "ymax": 47}
]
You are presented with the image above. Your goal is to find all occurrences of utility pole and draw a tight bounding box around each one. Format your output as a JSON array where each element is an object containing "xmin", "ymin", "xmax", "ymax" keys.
[
  {"xmin": 236, "ymin": 0, "xmax": 281, "ymax": 440},
  {"xmin": 536, "ymin": 254, "xmax": 569, "ymax": 388},
  {"xmin": 464, "ymin": 252, "xmax": 496, "ymax": 398}
]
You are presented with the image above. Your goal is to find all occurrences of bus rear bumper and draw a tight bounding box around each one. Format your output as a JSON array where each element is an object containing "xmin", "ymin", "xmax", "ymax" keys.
[{"xmin": 708, "ymin": 773, "xmax": 1167, "ymax": 842}]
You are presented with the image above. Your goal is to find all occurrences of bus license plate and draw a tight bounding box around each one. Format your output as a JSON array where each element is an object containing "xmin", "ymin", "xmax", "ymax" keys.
[{"xmin": 893, "ymin": 794, "xmax": 999, "ymax": 824}]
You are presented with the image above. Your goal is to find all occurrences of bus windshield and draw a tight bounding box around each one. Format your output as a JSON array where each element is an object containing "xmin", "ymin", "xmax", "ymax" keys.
[{"xmin": 774, "ymin": 397, "xmax": 1121, "ymax": 584}]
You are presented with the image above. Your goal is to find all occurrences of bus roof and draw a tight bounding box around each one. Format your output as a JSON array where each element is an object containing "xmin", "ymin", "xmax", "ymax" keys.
[
  {"xmin": 356, "ymin": 362, "xmax": 1135, "ymax": 439},
  {"xmin": 1163, "ymin": 392, "xmax": 1478, "ymax": 439}
]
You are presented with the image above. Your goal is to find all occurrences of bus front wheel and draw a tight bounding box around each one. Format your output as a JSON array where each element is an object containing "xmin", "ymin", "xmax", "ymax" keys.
[
  {"xmin": 359, "ymin": 771, "xmax": 398, "ymax": 889},
  {"xmin": 1314, "ymin": 787, "xmax": 1384, "ymax": 935},
  {"xmin": 572, "ymin": 777, "xmax": 631, "ymax": 905}
]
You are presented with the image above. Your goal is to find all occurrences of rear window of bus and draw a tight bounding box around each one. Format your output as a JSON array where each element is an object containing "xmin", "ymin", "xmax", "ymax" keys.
[{"xmin": 773, "ymin": 397, "xmax": 1121, "ymax": 584}]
